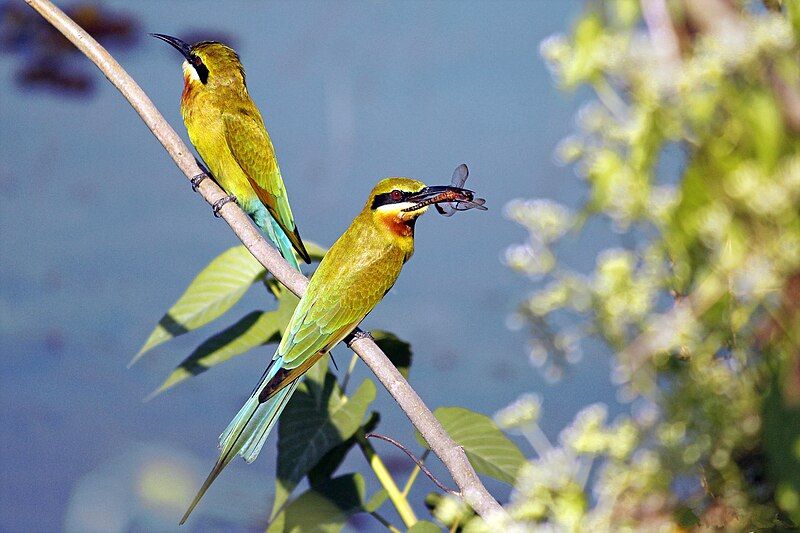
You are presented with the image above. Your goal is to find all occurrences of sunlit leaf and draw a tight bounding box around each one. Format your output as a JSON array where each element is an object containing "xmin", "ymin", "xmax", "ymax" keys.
[
  {"xmin": 372, "ymin": 330, "xmax": 412, "ymax": 379},
  {"xmin": 267, "ymin": 474, "xmax": 366, "ymax": 533},
  {"xmin": 146, "ymin": 291, "xmax": 299, "ymax": 399},
  {"xmin": 272, "ymin": 376, "xmax": 376, "ymax": 517},
  {"xmin": 364, "ymin": 488, "xmax": 388, "ymax": 513},
  {"xmin": 131, "ymin": 246, "xmax": 265, "ymax": 365},
  {"xmin": 416, "ymin": 407, "xmax": 525, "ymax": 485},
  {"xmin": 132, "ymin": 240, "xmax": 327, "ymax": 367},
  {"xmin": 304, "ymin": 240, "xmax": 328, "ymax": 262}
]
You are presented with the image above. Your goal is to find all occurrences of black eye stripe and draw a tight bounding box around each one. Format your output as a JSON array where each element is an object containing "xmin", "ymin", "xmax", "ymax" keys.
[
  {"xmin": 371, "ymin": 190, "xmax": 410, "ymax": 209},
  {"xmin": 196, "ymin": 63, "xmax": 209, "ymax": 84},
  {"xmin": 189, "ymin": 54, "xmax": 209, "ymax": 84}
]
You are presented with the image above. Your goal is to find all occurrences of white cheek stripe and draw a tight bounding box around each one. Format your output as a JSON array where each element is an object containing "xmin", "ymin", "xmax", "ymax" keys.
[
  {"xmin": 375, "ymin": 201, "xmax": 428, "ymax": 217},
  {"xmin": 376, "ymin": 202, "xmax": 417, "ymax": 213},
  {"xmin": 182, "ymin": 60, "xmax": 201, "ymax": 83}
]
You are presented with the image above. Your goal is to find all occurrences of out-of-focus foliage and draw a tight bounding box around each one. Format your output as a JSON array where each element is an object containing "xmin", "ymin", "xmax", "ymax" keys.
[{"xmin": 476, "ymin": 0, "xmax": 800, "ymax": 530}]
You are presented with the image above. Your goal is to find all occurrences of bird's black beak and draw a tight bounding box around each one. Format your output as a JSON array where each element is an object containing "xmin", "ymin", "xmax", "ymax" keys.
[
  {"xmin": 150, "ymin": 33, "xmax": 193, "ymax": 61},
  {"xmin": 402, "ymin": 186, "xmax": 477, "ymax": 212}
]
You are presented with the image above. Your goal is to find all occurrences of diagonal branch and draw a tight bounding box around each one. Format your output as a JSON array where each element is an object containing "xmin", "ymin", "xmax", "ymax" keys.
[{"xmin": 23, "ymin": 0, "xmax": 506, "ymax": 521}]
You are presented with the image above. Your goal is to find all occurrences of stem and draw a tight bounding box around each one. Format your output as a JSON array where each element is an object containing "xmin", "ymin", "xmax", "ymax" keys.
[
  {"xmin": 357, "ymin": 431, "xmax": 418, "ymax": 527},
  {"xmin": 24, "ymin": 0, "xmax": 506, "ymax": 521},
  {"xmin": 340, "ymin": 353, "xmax": 359, "ymax": 394},
  {"xmin": 402, "ymin": 449, "xmax": 430, "ymax": 497}
]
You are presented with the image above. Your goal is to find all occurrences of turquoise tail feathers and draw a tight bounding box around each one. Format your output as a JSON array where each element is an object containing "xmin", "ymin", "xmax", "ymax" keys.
[
  {"xmin": 180, "ymin": 357, "xmax": 299, "ymax": 524},
  {"xmin": 269, "ymin": 217, "xmax": 301, "ymax": 271},
  {"xmin": 259, "ymin": 213, "xmax": 301, "ymax": 271}
]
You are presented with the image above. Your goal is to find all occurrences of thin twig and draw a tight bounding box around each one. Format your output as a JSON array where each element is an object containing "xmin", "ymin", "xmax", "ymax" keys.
[
  {"xmin": 356, "ymin": 431, "xmax": 418, "ymax": 527},
  {"xmin": 23, "ymin": 0, "xmax": 506, "ymax": 521},
  {"xmin": 367, "ymin": 433, "xmax": 460, "ymax": 495},
  {"xmin": 402, "ymin": 448, "xmax": 430, "ymax": 497},
  {"xmin": 340, "ymin": 353, "xmax": 359, "ymax": 395}
]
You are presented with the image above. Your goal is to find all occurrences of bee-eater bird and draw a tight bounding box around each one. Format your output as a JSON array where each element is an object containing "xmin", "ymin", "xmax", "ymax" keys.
[
  {"xmin": 152, "ymin": 34, "xmax": 310, "ymax": 269},
  {"xmin": 179, "ymin": 177, "xmax": 484, "ymax": 524}
]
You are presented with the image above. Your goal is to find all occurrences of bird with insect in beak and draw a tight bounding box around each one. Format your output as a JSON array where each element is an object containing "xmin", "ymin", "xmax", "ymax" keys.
[
  {"xmin": 150, "ymin": 34, "xmax": 310, "ymax": 269},
  {"xmin": 179, "ymin": 173, "xmax": 486, "ymax": 524}
]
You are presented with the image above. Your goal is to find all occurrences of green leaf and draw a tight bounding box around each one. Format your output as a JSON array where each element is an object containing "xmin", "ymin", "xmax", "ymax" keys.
[
  {"xmin": 364, "ymin": 488, "xmax": 388, "ymax": 513},
  {"xmin": 267, "ymin": 474, "xmax": 366, "ymax": 533},
  {"xmin": 408, "ymin": 520, "xmax": 443, "ymax": 533},
  {"xmin": 307, "ymin": 411, "xmax": 380, "ymax": 487},
  {"xmin": 304, "ymin": 240, "xmax": 328, "ymax": 262},
  {"xmin": 416, "ymin": 407, "xmax": 526, "ymax": 485},
  {"xmin": 272, "ymin": 377, "xmax": 376, "ymax": 517},
  {"xmin": 372, "ymin": 330, "xmax": 412, "ymax": 379},
  {"xmin": 146, "ymin": 290, "xmax": 299, "ymax": 399},
  {"xmin": 131, "ymin": 246, "xmax": 265, "ymax": 365}
]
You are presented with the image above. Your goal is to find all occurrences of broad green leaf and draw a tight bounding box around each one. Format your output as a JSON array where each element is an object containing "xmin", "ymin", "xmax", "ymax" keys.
[
  {"xmin": 131, "ymin": 246, "xmax": 265, "ymax": 365},
  {"xmin": 304, "ymin": 240, "xmax": 328, "ymax": 262},
  {"xmin": 416, "ymin": 407, "xmax": 525, "ymax": 485},
  {"xmin": 147, "ymin": 291, "xmax": 298, "ymax": 399},
  {"xmin": 307, "ymin": 411, "xmax": 380, "ymax": 487},
  {"xmin": 409, "ymin": 520, "xmax": 444, "ymax": 533},
  {"xmin": 272, "ymin": 377, "xmax": 376, "ymax": 517},
  {"xmin": 267, "ymin": 474, "xmax": 366, "ymax": 533},
  {"xmin": 372, "ymin": 330, "xmax": 412, "ymax": 379}
]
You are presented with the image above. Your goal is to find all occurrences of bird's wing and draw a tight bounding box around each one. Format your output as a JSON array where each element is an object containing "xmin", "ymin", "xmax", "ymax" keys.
[
  {"xmin": 273, "ymin": 245, "xmax": 391, "ymax": 371},
  {"xmin": 222, "ymin": 111, "xmax": 310, "ymax": 263},
  {"xmin": 278, "ymin": 292, "xmax": 364, "ymax": 369}
]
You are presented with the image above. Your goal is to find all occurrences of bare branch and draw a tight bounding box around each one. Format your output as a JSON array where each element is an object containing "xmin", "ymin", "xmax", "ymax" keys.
[{"xmin": 23, "ymin": 0, "xmax": 506, "ymax": 521}]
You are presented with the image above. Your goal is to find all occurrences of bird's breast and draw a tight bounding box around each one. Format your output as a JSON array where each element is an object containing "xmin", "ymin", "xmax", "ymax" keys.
[{"xmin": 376, "ymin": 211, "xmax": 417, "ymax": 239}]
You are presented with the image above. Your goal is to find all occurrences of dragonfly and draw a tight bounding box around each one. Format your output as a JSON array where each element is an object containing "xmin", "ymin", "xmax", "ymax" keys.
[{"xmin": 402, "ymin": 164, "xmax": 487, "ymax": 215}]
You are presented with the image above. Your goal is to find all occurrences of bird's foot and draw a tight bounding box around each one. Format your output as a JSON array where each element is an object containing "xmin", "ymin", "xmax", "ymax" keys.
[
  {"xmin": 190, "ymin": 172, "xmax": 209, "ymax": 192},
  {"xmin": 346, "ymin": 329, "xmax": 373, "ymax": 347},
  {"xmin": 212, "ymin": 195, "xmax": 237, "ymax": 217}
]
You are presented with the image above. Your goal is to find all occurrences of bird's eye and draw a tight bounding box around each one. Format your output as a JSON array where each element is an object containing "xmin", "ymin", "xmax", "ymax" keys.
[{"xmin": 390, "ymin": 190, "xmax": 403, "ymax": 201}]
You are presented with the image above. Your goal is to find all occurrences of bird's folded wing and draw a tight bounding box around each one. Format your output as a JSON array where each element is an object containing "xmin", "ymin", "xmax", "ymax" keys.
[{"xmin": 223, "ymin": 112, "xmax": 309, "ymax": 262}]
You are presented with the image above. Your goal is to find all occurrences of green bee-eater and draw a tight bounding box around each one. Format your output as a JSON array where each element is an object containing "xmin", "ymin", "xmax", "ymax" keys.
[
  {"xmin": 180, "ymin": 177, "xmax": 484, "ymax": 524},
  {"xmin": 152, "ymin": 34, "xmax": 310, "ymax": 268}
]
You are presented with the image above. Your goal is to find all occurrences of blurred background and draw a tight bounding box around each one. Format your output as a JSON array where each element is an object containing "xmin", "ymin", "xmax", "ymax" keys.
[{"xmin": 0, "ymin": 1, "xmax": 623, "ymax": 531}]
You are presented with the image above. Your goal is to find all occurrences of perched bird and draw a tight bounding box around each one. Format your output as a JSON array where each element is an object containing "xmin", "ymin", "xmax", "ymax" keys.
[
  {"xmin": 180, "ymin": 177, "xmax": 484, "ymax": 524},
  {"xmin": 152, "ymin": 34, "xmax": 310, "ymax": 268}
]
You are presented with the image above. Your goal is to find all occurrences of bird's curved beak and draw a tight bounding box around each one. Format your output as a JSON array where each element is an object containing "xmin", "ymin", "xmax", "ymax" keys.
[
  {"xmin": 402, "ymin": 186, "xmax": 477, "ymax": 212},
  {"xmin": 150, "ymin": 33, "xmax": 193, "ymax": 61}
]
